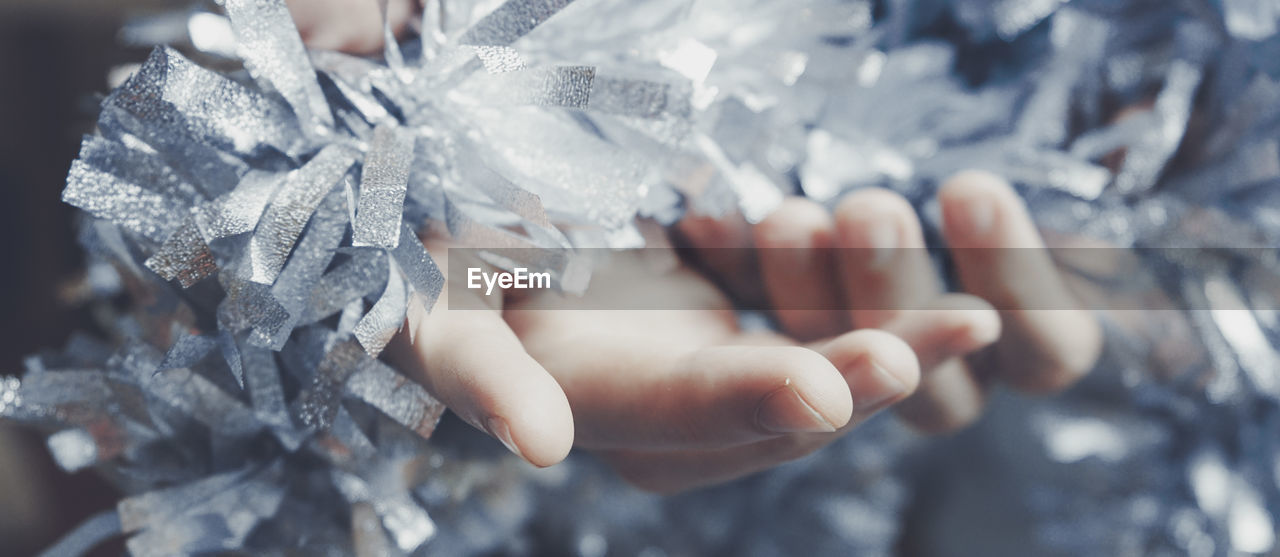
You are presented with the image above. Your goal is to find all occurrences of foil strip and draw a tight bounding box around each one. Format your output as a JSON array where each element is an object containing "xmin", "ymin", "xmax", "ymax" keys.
[
  {"xmin": 354, "ymin": 124, "xmax": 415, "ymax": 248},
  {"xmin": 389, "ymin": 224, "xmax": 445, "ymax": 309},
  {"xmin": 218, "ymin": 276, "xmax": 290, "ymax": 336},
  {"xmin": 588, "ymin": 75, "xmax": 689, "ymax": 119},
  {"xmin": 460, "ymin": 0, "xmax": 578, "ymax": 47},
  {"xmin": 333, "ymin": 472, "xmax": 437, "ymax": 552},
  {"xmin": 158, "ymin": 331, "xmax": 218, "ymax": 372},
  {"xmin": 1112, "ymin": 60, "xmax": 1202, "ymax": 196},
  {"xmin": 118, "ymin": 469, "xmax": 249, "ymax": 534},
  {"xmin": 194, "ymin": 170, "xmax": 279, "ymax": 241},
  {"xmin": 353, "ymin": 269, "xmax": 407, "ymax": 357},
  {"xmin": 473, "ymin": 45, "xmax": 528, "ymax": 73},
  {"xmin": 63, "ymin": 159, "xmax": 187, "ymax": 244},
  {"xmin": 237, "ymin": 339, "xmax": 299, "ymax": 447},
  {"xmin": 313, "ymin": 406, "xmax": 378, "ymax": 466},
  {"xmin": 75, "ymin": 135, "xmax": 205, "ymax": 205},
  {"xmin": 462, "ymin": 65, "xmax": 596, "ymax": 108},
  {"xmin": 246, "ymin": 144, "xmax": 358, "ymax": 284},
  {"xmin": 223, "ymin": 0, "xmax": 335, "ymax": 136},
  {"xmin": 146, "ymin": 366, "xmax": 262, "ymax": 437},
  {"xmin": 300, "ymin": 249, "xmax": 390, "ymax": 325},
  {"xmin": 34, "ymin": 511, "xmax": 121, "ymax": 557},
  {"xmin": 253, "ymin": 189, "xmax": 350, "ymax": 350},
  {"xmin": 104, "ymin": 47, "xmax": 300, "ymax": 171},
  {"xmin": 145, "ymin": 220, "xmax": 217, "ymax": 287},
  {"xmin": 294, "ymin": 340, "xmax": 369, "ymax": 432},
  {"xmin": 345, "ymin": 356, "xmax": 446, "ymax": 440},
  {"xmin": 376, "ymin": 0, "xmax": 407, "ymax": 75}
]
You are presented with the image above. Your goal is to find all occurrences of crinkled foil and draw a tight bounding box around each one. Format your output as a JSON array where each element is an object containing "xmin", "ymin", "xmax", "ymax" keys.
[
  {"xmin": 222, "ymin": 0, "xmax": 334, "ymax": 137},
  {"xmin": 245, "ymin": 144, "xmax": 357, "ymax": 284},
  {"xmin": 9, "ymin": 0, "xmax": 1280, "ymax": 555},
  {"xmin": 353, "ymin": 124, "xmax": 415, "ymax": 249}
]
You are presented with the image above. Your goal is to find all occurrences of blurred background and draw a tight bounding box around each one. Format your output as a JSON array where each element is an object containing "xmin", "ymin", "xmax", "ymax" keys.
[{"xmin": 0, "ymin": 1, "xmax": 169, "ymax": 554}]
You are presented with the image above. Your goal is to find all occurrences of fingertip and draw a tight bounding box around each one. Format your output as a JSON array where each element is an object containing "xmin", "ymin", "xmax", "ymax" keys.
[
  {"xmin": 495, "ymin": 385, "xmax": 575, "ymax": 467},
  {"xmin": 776, "ymin": 346, "xmax": 855, "ymax": 430},
  {"xmin": 861, "ymin": 329, "xmax": 922, "ymax": 392},
  {"xmin": 478, "ymin": 349, "xmax": 575, "ymax": 467},
  {"xmin": 407, "ymin": 312, "xmax": 575, "ymax": 467},
  {"xmin": 940, "ymin": 169, "xmax": 1016, "ymax": 200},
  {"xmin": 754, "ymin": 198, "xmax": 834, "ymax": 248},
  {"xmin": 819, "ymin": 330, "xmax": 921, "ymax": 415},
  {"xmin": 939, "ymin": 170, "xmax": 1035, "ymax": 246},
  {"xmin": 835, "ymin": 187, "xmax": 916, "ymax": 221},
  {"xmin": 932, "ymin": 295, "xmax": 1004, "ymax": 352},
  {"xmin": 834, "ymin": 188, "xmax": 918, "ymax": 250}
]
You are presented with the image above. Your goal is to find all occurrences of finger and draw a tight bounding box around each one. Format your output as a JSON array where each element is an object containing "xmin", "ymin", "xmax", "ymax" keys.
[
  {"xmin": 753, "ymin": 197, "xmax": 848, "ymax": 341},
  {"xmin": 834, "ymin": 189, "xmax": 992, "ymax": 432},
  {"xmin": 939, "ymin": 170, "xmax": 1102, "ymax": 393},
  {"xmin": 880, "ymin": 296, "xmax": 1001, "ymax": 433},
  {"xmin": 287, "ymin": 0, "xmax": 416, "ymax": 54},
  {"xmin": 832, "ymin": 188, "xmax": 941, "ymax": 328},
  {"xmin": 385, "ymin": 260, "xmax": 574, "ymax": 468},
  {"xmin": 551, "ymin": 344, "xmax": 854, "ymax": 450},
  {"xmin": 881, "ymin": 296, "xmax": 1001, "ymax": 372},
  {"xmin": 674, "ymin": 212, "xmax": 765, "ymax": 305},
  {"xmin": 603, "ymin": 330, "xmax": 920, "ymax": 494},
  {"xmin": 812, "ymin": 329, "xmax": 921, "ymax": 421}
]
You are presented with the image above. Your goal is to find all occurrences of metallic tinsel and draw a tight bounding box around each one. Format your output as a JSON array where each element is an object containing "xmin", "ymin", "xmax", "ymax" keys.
[{"xmin": 4, "ymin": 0, "xmax": 1280, "ymax": 555}]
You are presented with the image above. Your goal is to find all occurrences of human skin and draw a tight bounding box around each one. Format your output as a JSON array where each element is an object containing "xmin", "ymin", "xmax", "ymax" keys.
[
  {"xmin": 388, "ymin": 175, "xmax": 1099, "ymax": 493},
  {"xmin": 288, "ymin": 1, "xmax": 1101, "ymax": 493},
  {"xmin": 286, "ymin": 0, "xmax": 415, "ymax": 54}
]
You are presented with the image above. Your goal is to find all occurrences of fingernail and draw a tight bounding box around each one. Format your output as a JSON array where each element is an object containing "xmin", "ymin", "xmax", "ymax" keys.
[
  {"xmin": 755, "ymin": 380, "xmax": 838, "ymax": 434},
  {"xmin": 849, "ymin": 360, "xmax": 910, "ymax": 415},
  {"xmin": 486, "ymin": 416, "xmax": 525, "ymax": 460}
]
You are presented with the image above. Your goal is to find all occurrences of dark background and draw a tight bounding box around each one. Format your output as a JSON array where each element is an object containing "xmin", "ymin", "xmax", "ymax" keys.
[{"xmin": 0, "ymin": 1, "xmax": 166, "ymax": 554}]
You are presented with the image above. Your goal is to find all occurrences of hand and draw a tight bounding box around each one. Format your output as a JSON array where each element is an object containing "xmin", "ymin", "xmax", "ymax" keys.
[
  {"xmin": 286, "ymin": 0, "xmax": 416, "ymax": 54},
  {"xmin": 710, "ymin": 170, "xmax": 1103, "ymax": 433},
  {"xmin": 283, "ymin": 0, "xmax": 925, "ymax": 493},
  {"xmin": 279, "ymin": 3, "xmax": 1098, "ymax": 486},
  {"xmin": 388, "ymin": 241, "xmax": 922, "ymax": 493},
  {"xmin": 389, "ymin": 170, "xmax": 1099, "ymax": 493}
]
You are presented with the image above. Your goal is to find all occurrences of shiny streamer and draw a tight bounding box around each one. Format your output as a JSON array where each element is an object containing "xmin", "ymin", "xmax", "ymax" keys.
[
  {"xmin": 145, "ymin": 220, "xmax": 216, "ymax": 287},
  {"xmin": 223, "ymin": 0, "xmax": 335, "ymax": 136},
  {"xmin": 460, "ymin": 0, "xmax": 577, "ymax": 47},
  {"xmin": 253, "ymin": 189, "xmax": 350, "ymax": 350},
  {"xmin": 353, "ymin": 269, "xmax": 407, "ymax": 357},
  {"xmin": 353, "ymin": 124, "xmax": 414, "ymax": 248},
  {"xmin": 246, "ymin": 144, "xmax": 357, "ymax": 284},
  {"xmin": 390, "ymin": 223, "xmax": 445, "ymax": 309},
  {"xmin": 11, "ymin": 0, "xmax": 1280, "ymax": 555}
]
